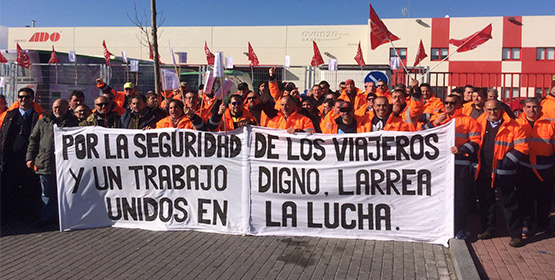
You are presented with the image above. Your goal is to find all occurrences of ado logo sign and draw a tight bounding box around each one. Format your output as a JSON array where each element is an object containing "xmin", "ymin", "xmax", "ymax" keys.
[{"xmin": 29, "ymin": 32, "xmax": 60, "ymax": 42}]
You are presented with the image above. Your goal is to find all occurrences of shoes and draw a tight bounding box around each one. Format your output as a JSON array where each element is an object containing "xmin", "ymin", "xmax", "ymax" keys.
[
  {"xmin": 477, "ymin": 231, "xmax": 494, "ymax": 240},
  {"xmin": 521, "ymin": 227, "xmax": 529, "ymax": 240},
  {"xmin": 455, "ymin": 230, "xmax": 469, "ymax": 240},
  {"xmin": 509, "ymin": 237, "xmax": 525, "ymax": 248}
]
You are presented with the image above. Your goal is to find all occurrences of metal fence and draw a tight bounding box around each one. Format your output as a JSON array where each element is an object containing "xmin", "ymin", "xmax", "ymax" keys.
[{"xmin": 2, "ymin": 62, "xmax": 553, "ymax": 111}]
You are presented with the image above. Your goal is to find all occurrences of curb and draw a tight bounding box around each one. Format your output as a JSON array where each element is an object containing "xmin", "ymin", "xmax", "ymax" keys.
[{"xmin": 449, "ymin": 238, "xmax": 480, "ymax": 280}]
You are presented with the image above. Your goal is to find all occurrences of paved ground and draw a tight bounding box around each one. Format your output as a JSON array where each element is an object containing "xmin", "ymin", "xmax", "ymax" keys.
[
  {"xmin": 465, "ymin": 202, "xmax": 555, "ymax": 280},
  {"xmin": 0, "ymin": 223, "xmax": 457, "ymax": 280}
]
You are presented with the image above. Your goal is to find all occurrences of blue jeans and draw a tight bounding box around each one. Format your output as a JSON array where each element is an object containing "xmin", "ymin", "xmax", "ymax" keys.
[{"xmin": 39, "ymin": 173, "xmax": 58, "ymax": 222}]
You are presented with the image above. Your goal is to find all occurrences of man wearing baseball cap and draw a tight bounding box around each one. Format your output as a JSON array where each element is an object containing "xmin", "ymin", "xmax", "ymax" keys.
[{"xmin": 113, "ymin": 82, "xmax": 137, "ymax": 110}]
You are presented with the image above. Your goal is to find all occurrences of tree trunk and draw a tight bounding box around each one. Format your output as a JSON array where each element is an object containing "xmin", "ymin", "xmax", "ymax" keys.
[{"xmin": 151, "ymin": 0, "xmax": 161, "ymax": 94}]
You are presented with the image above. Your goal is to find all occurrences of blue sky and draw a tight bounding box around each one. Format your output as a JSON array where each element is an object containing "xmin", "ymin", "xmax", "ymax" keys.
[{"xmin": 0, "ymin": 0, "xmax": 553, "ymax": 28}]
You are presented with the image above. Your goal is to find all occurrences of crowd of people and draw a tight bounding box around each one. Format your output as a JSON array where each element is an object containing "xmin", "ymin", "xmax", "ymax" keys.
[{"xmin": 0, "ymin": 67, "xmax": 553, "ymax": 248}]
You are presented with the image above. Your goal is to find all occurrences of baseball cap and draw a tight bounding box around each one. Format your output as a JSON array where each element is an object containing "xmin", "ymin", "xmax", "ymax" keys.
[{"xmin": 124, "ymin": 82, "xmax": 134, "ymax": 89}]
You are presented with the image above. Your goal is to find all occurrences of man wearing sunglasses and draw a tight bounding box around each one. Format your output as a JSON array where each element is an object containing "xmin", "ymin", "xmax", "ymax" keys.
[
  {"xmin": 376, "ymin": 80, "xmax": 391, "ymax": 101},
  {"xmin": 474, "ymin": 99, "xmax": 528, "ymax": 247},
  {"xmin": 0, "ymin": 88, "xmax": 45, "ymax": 225},
  {"xmin": 245, "ymin": 91, "xmax": 275, "ymax": 127},
  {"xmin": 210, "ymin": 94, "xmax": 257, "ymax": 131},
  {"xmin": 422, "ymin": 95, "xmax": 481, "ymax": 240},
  {"xmin": 267, "ymin": 95, "xmax": 314, "ymax": 134},
  {"xmin": 80, "ymin": 96, "xmax": 120, "ymax": 128}
]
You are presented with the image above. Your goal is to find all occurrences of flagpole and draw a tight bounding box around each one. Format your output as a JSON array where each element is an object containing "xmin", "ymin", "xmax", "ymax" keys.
[
  {"xmin": 125, "ymin": 62, "xmax": 129, "ymax": 82},
  {"xmin": 169, "ymin": 40, "xmax": 184, "ymax": 104},
  {"xmin": 421, "ymin": 24, "xmax": 491, "ymax": 79},
  {"xmin": 418, "ymin": 51, "xmax": 456, "ymax": 81},
  {"xmin": 74, "ymin": 58, "xmax": 78, "ymax": 86},
  {"xmin": 386, "ymin": 38, "xmax": 410, "ymax": 79}
]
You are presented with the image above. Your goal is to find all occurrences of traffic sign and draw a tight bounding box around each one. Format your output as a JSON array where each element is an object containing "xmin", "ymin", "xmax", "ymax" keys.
[{"xmin": 364, "ymin": 71, "xmax": 389, "ymax": 85}]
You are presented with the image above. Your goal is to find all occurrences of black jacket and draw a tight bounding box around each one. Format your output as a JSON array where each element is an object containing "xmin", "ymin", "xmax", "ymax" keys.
[
  {"xmin": 119, "ymin": 107, "xmax": 161, "ymax": 129},
  {"xmin": 0, "ymin": 107, "xmax": 42, "ymax": 168}
]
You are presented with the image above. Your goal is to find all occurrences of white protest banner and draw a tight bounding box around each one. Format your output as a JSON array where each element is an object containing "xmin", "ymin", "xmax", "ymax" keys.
[
  {"xmin": 168, "ymin": 40, "xmax": 177, "ymax": 66},
  {"xmin": 214, "ymin": 52, "xmax": 224, "ymax": 77},
  {"xmin": 130, "ymin": 60, "xmax": 139, "ymax": 72},
  {"xmin": 121, "ymin": 51, "xmax": 128, "ymax": 63},
  {"xmin": 162, "ymin": 69, "xmax": 179, "ymax": 90},
  {"xmin": 328, "ymin": 59, "xmax": 338, "ymax": 71},
  {"xmin": 203, "ymin": 71, "xmax": 215, "ymax": 94},
  {"xmin": 54, "ymin": 126, "xmax": 248, "ymax": 234},
  {"xmin": 214, "ymin": 78, "xmax": 233, "ymax": 100},
  {"xmin": 248, "ymin": 122, "xmax": 455, "ymax": 245},
  {"xmin": 225, "ymin": 57, "xmax": 234, "ymax": 69},
  {"xmin": 68, "ymin": 51, "xmax": 76, "ymax": 62}
]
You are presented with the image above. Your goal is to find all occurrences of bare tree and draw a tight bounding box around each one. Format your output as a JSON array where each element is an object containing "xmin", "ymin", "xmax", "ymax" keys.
[{"xmin": 127, "ymin": 0, "xmax": 165, "ymax": 94}]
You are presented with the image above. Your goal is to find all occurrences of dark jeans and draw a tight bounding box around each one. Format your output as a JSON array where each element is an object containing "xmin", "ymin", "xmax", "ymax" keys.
[
  {"xmin": 517, "ymin": 167, "xmax": 554, "ymax": 229},
  {"xmin": 476, "ymin": 167, "xmax": 522, "ymax": 238},
  {"xmin": 455, "ymin": 164, "xmax": 473, "ymax": 233},
  {"xmin": 39, "ymin": 173, "xmax": 58, "ymax": 222},
  {"xmin": 0, "ymin": 163, "xmax": 41, "ymax": 223}
]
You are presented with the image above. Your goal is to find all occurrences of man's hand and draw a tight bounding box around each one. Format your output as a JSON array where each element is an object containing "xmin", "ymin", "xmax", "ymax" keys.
[
  {"xmin": 286, "ymin": 128, "xmax": 296, "ymax": 134},
  {"xmin": 183, "ymin": 107, "xmax": 193, "ymax": 117},
  {"xmin": 238, "ymin": 119, "xmax": 252, "ymax": 128},
  {"xmin": 434, "ymin": 113, "xmax": 448, "ymax": 126},
  {"xmin": 269, "ymin": 66, "xmax": 276, "ymax": 78},
  {"xmin": 450, "ymin": 146, "xmax": 459, "ymax": 154},
  {"xmin": 26, "ymin": 160, "xmax": 35, "ymax": 169},
  {"xmin": 410, "ymin": 78, "xmax": 419, "ymax": 88},
  {"xmin": 218, "ymin": 103, "xmax": 226, "ymax": 115}
]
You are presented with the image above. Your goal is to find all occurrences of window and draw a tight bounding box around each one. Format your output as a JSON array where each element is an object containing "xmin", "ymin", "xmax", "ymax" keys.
[
  {"xmin": 390, "ymin": 48, "xmax": 407, "ymax": 60},
  {"xmin": 502, "ymin": 48, "xmax": 520, "ymax": 60},
  {"xmin": 504, "ymin": 88, "xmax": 519, "ymax": 99},
  {"xmin": 431, "ymin": 48, "xmax": 448, "ymax": 61},
  {"xmin": 536, "ymin": 48, "xmax": 555, "ymax": 60},
  {"xmin": 535, "ymin": 88, "xmax": 549, "ymax": 97}
]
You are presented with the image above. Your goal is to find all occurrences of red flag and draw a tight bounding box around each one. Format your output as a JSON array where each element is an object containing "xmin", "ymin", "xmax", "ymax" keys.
[
  {"xmin": 354, "ymin": 41, "xmax": 365, "ymax": 67},
  {"xmin": 0, "ymin": 52, "xmax": 7, "ymax": 63},
  {"xmin": 449, "ymin": 24, "xmax": 493, "ymax": 53},
  {"xmin": 204, "ymin": 41, "xmax": 215, "ymax": 65},
  {"xmin": 48, "ymin": 45, "xmax": 59, "ymax": 64},
  {"xmin": 248, "ymin": 42, "xmax": 259, "ymax": 66},
  {"xmin": 16, "ymin": 43, "xmax": 30, "ymax": 69},
  {"xmin": 310, "ymin": 41, "xmax": 324, "ymax": 67},
  {"xmin": 149, "ymin": 42, "xmax": 161, "ymax": 61},
  {"xmin": 369, "ymin": 4, "xmax": 400, "ymax": 50},
  {"xmin": 413, "ymin": 40, "xmax": 427, "ymax": 67},
  {"xmin": 102, "ymin": 40, "xmax": 112, "ymax": 65}
]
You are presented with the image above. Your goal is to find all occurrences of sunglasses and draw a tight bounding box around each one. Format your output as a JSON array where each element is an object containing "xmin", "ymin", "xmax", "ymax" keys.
[
  {"xmin": 18, "ymin": 95, "xmax": 32, "ymax": 99},
  {"xmin": 367, "ymin": 98, "xmax": 375, "ymax": 101},
  {"xmin": 231, "ymin": 101, "xmax": 243, "ymax": 106},
  {"xmin": 95, "ymin": 102, "xmax": 110, "ymax": 107},
  {"xmin": 443, "ymin": 101, "xmax": 457, "ymax": 105},
  {"xmin": 247, "ymin": 96, "xmax": 258, "ymax": 100},
  {"xmin": 378, "ymin": 84, "xmax": 387, "ymax": 87}
]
